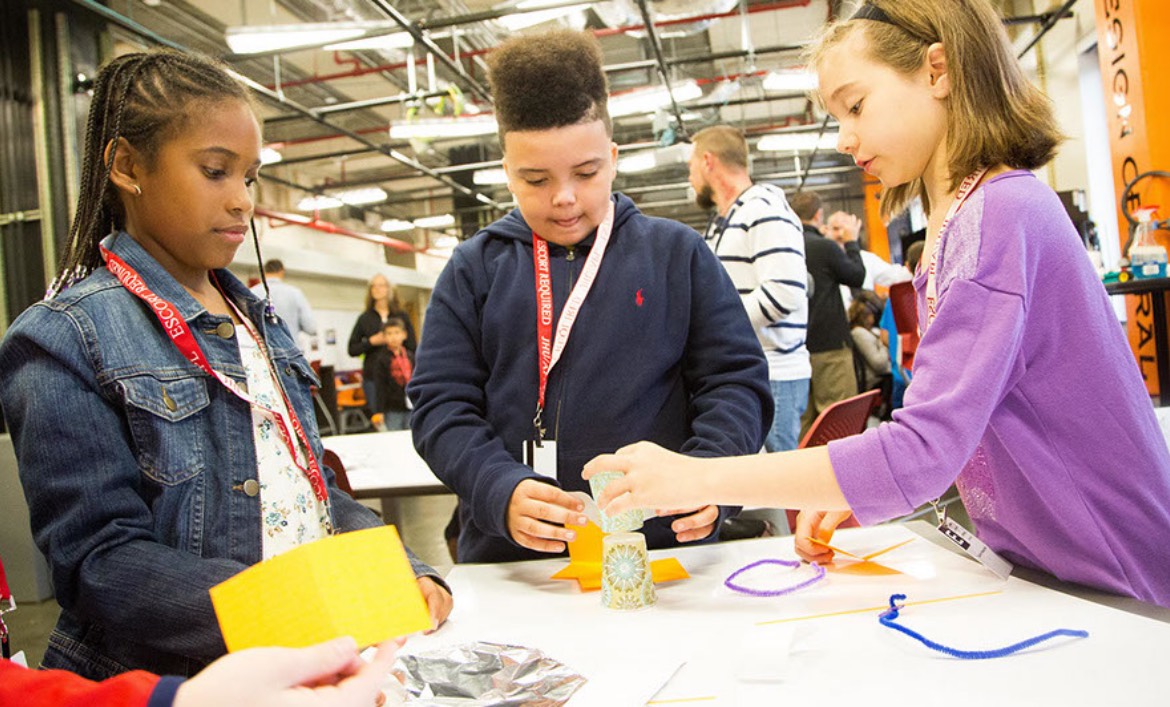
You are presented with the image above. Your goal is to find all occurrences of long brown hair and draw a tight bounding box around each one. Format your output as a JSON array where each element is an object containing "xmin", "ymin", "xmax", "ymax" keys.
[
  {"xmin": 50, "ymin": 49, "xmax": 254, "ymax": 296},
  {"xmin": 365, "ymin": 274, "xmax": 403, "ymax": 313},
  {"xmin": 808, "ymin": 0, "xmax": 1062, "ymax": 218}
]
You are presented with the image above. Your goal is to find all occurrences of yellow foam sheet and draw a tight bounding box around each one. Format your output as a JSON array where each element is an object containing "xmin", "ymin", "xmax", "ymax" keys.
[
  {"xmin": 210, "ymin": 525, "xmax": 431, "ymax": 652},
  {"xmin": 807, "ymin": 537, "xmax": 913, "ymax": 576},
  {"xmin": 550, "ymin": 520, "xmax": 690, "ymax": 592}
]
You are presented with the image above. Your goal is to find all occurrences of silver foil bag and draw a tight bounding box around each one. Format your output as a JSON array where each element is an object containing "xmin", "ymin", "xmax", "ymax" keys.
[{"xmin": 396, "ymin": 641, "xmax": 586, "ymax": 706}]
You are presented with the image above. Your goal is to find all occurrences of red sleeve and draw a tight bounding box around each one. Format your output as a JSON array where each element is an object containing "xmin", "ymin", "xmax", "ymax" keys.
[{"xmin": 0, "ymin": 659, "xmax": 160, "ymax": 707}]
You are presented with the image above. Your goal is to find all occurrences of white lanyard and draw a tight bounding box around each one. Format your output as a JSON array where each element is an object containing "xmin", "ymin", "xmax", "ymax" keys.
[{"xmin": 532, "ymin": 200, "xmax": 615, "ymax": 438}]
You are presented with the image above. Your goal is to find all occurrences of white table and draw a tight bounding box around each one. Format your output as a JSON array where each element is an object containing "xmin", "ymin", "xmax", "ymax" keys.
[
  {"xmin": 322, "ymin": 430, "xmax": 450, "ymax": 522},
  {"xmin": 402, "ymin": 522, "xmax": 1170, "ymax": 706}
]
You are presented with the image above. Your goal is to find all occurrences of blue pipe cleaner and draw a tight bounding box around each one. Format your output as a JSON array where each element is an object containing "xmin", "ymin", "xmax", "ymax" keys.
[{"xmin": 878, "ymin": 593, "xmax": 1089, "ymax": 659}]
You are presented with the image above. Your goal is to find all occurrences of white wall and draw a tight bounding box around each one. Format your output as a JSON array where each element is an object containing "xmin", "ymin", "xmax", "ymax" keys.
[{"xmin": 229, "ymin": 217, "xmax": 444, "ymax": 369}]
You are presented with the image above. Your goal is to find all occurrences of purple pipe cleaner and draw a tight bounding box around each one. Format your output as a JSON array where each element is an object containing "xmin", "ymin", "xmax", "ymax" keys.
[{"xmin": 724, "ymin": 558, "xmax": 826, "ymax": 597}]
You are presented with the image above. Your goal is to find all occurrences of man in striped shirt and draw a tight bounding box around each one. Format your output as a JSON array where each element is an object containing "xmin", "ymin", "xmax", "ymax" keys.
[{"xmin": 689, "ymin": 126, "xmax": 810, "ymax": 452}]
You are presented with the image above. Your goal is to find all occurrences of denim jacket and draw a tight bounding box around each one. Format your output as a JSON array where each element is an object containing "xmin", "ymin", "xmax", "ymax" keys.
[{"xmin": 0, "ymin": 232, "xmax": 441, "ymax": 680}]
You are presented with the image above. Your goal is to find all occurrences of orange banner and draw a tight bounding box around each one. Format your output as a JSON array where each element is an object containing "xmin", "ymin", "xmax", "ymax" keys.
[{"xmin": 1096, "ymin": 0, "xmax": 1170, "ymax": 397}]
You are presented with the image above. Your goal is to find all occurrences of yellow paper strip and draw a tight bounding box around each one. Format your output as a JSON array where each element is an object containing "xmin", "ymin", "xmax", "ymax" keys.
[{"xmin": 755, "ymin": 590, "xmax": 1003, "ymax": 626}]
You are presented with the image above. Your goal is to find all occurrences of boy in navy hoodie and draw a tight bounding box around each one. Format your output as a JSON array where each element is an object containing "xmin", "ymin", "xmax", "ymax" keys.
[{"xmin": 408, "ymin": 30, "xmax": 771, "ymax": 564}]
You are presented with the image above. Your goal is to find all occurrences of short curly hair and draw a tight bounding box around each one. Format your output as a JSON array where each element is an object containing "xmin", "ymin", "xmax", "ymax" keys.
[{"xmin": 487, "ymin": 30, "xmax": 611, "ymax": 148}]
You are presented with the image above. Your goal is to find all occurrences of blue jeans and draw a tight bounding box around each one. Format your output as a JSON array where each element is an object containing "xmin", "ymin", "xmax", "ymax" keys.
[
  {"xmin": 382, "ymin": 409, "xmax": 411, "ymax": 430},
  {"xmin": 766, "ymin": 378, "xmax": 809, "ymax": 452}
]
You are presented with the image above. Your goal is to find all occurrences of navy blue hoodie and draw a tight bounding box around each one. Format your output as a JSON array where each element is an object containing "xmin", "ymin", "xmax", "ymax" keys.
[{"xmin": 409, "ymin": 194, "xmax": 772, "ymax": 563}]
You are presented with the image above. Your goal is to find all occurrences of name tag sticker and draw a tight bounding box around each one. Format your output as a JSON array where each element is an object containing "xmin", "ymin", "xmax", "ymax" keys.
[
  {"xmin": 937, "ymin": 517, "xmax": 1013, "ymax": 580},
  {"xmin": 524, "ymin": 439, "xmax": 558, "ymax": 479}
]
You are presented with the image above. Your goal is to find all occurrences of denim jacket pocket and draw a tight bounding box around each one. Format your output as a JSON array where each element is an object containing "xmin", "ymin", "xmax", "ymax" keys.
[{"xmin": 119, "ymin": 373, "xmax": 211, "ymax": 485}]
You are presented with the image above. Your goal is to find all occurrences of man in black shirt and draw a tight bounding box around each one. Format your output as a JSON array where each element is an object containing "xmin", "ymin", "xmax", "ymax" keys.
[{"xmin": 789, "ymin": 192, "xmax": 866, "ymax": 436}]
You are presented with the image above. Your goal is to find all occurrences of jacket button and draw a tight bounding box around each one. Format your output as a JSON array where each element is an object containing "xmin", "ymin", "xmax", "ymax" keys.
[
  {"xmin": 161, "ymin": 389, "xmax": 177, "ymax": 412},
  {"xmin": 242, "ymin": 479, "xmax": 260, "ymax": 496},
  {"xmin": 216, "ymin": 322, "xmax": 236, "ymax": 339}
]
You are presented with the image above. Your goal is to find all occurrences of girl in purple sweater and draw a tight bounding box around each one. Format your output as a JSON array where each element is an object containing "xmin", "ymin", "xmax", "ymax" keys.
[{"xmin": 584, "ymin": 0, "xmax": 1170, "ymax": 607}]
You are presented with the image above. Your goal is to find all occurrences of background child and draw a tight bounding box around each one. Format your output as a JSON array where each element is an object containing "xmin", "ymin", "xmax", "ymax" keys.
[
  {"xmin": 0, "ymin": 49, "xmax": 451, "ymax": 680},
  {"xmin": 408, "ymin": 30, "xmax": 771, "ymax": 564},
  {"xmin": 373, "ymin": 316, "xmax": 414, "ymax": 430},
  {"xmin": 585, "ymin": 0, "xmax": 1170, "ymax": 607}
]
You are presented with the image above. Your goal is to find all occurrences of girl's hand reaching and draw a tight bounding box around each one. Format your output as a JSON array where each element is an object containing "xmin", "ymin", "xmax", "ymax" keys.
[{"xmin": 583, "ymin": 442, "xmax": 711, "ymax": 518}]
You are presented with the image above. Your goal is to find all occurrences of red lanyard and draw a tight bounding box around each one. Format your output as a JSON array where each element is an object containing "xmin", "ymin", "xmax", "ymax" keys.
[
  {"xmin": 924, "ymin": 168, "xmax": 989, "ymax": 330},
  {"xmin": 532, "ymin": 201, "xmax": 615, "ymax": 438},
  {"xmin": 101, "ymin": 245, "xmax": 331, "ymax": 506}
]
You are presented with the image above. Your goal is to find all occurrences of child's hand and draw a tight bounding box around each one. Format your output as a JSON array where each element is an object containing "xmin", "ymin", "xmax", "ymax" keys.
[
  {"xmin": 416, "ymin": 576, "xmax": 452, "ymax": 633},
  {"xmin": 174, "ymin": 636, "xmax": 398, "ymax": 707},
  {"xmin": 583, "ymin": 442, "xmax": 708, "ymax": 518},
  {"xmin": 793, "ymin": 510, "xmax": 855, "ymax": 563},
  {"xmin": 656, "ymin": 505, "xmax": 720, "ymax": 543},
  {"xmin": 507, "ymin": 479, "xmax": 588, "ymax": 553}
]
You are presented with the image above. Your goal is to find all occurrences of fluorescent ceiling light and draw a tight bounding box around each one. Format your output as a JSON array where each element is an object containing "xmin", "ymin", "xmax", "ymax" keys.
[
  {"xmin": 617, "ymin": 142, "xmax": 693, "ymax": 174},
  {"xmin": 414, "ymin": 214, "xmax": 456, "ymax": 230},
  {"xmin": 297, "ymin": 195, "xmax": 343, "ymax": 211},
  {"xmin": 609, "ymin": 80, "xmax": 702, "ymax": 118},
  {"xmin": 495, "ymin": 3, "xmax": 590, "ymax": 30},
  {"xmin": 473, "ymin": 168, "xmax": 508, "ymax": 186},
  {"xmin": 757, "ymin": 132, "xmax": 840, "ymax": 153},
  {"xmin": 762, "ymin": 70, "xmax": 818, "ymax": 93},
  {"xmin": 295, "ymin": 187, "xmax": 387, "ymax": 211},
  {"xmin": 380, "ymin": 219, "xmax": 415, "ymax": 233},
  {"xmin": 324, "ymin": 33, "xmax": 415, "ymax": 51},
  {"xmin": 225, "ymin": 22, "xmax": 370, "ymax": 54},
  {"xmin": 617, "ymin": 152, "xmax": 657, "ymax": 174},
  {"xmin": 433, "ymin": 235, "xmax": 460, "ymax": 249},
  {"xmin": 389, "ymin": 116, "xmax": 499, "ymax": 140},
  {"xmin": 260, "ymin": 147, "xmax": 283, "ymax": 165},
  {"xmin": 335, "ymin": 187, "xmax": 388, "ymax": 205}
]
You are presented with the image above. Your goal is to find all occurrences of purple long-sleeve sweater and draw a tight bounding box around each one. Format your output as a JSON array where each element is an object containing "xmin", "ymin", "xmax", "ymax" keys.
[{"xmin": 829, "ymin": 171, "xmax": 1170, "ymax": 607}]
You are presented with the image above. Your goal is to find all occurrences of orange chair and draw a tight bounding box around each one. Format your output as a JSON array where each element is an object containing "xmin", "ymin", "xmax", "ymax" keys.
[
  {"xmin": 334, "ymin": 370, "xmax": 372, "ymax": 434},
  {"xmin": 785, "ymin": 388, "xmax": 881, "ymax": 532},
  {"xmin": 322, "ymin": 448, "xmax": 354, "ymax": 498}
]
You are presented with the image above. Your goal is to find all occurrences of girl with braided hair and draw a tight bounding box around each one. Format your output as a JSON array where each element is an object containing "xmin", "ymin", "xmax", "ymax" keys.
[{"xmin": 0, "ymin": 49, "xmax": 451, "ymax": 680}]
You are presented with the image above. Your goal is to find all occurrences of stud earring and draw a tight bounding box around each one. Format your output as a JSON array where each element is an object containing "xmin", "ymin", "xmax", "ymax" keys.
[{"xmin": 133, "ymin": 184, "xmax": 142, "ymax": 196}]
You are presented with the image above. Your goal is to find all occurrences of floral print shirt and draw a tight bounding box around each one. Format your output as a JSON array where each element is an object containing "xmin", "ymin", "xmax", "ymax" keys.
[{"xmin": 237, "ymin": 321, "xmax": 330, "ymax": 559}]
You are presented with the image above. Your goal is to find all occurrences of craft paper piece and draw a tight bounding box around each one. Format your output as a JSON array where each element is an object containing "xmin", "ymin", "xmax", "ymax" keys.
[
  {"xmin": 808, "ymin": 537, "xmax": 914, "ymax": 576},
  {"xmin": 211, "ymin": 525, "xmax": 431, "ymax": 652},
  {"xmin": 550, "ymin": 494, "xmax": 689, "ymax": 591}
]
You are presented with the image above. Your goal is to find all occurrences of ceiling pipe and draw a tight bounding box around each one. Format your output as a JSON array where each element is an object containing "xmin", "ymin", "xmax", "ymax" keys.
[
  {"xmin": 255, "ymin": 207, "xmax": 421, "ymax": 253},
  {"xmin": 255, "ymin": 1, "xmax": 809, "ymax": 94},
  {"xmin": 797, "ymin": 113, "xmax": 832, "ymax": 191},
  {"xmin": 365, "ymin": 0, "xmax": 493, "ymax": 103},
  {"xmin": 265, "ymin": 89, "xmax": 450, "ymax": 125},
  {"xmin": 66, "ymin": 0, "xmax": 505, "ymax": 215},
  {"xmin": 634, "ymin": 0, "xmax": 690, "ymax": 138},
  {"xmin": 1016, "ymin": 0, "xmax": 1077, "ymax": 58}
]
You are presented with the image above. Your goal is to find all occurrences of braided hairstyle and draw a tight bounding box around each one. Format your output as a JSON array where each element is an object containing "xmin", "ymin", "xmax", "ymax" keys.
[{"xmin": 50, "ymin": 49, "xmax": 255, "ymax": 297}]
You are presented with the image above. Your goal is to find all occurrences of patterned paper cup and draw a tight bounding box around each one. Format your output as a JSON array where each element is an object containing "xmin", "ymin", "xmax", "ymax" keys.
[
  {"xmin": 588, "ymin": 471, "xmax": 644, "ymax": 533},
  {"xmin": 601, "ymin": 532, "xmax": 657, "ymax": 610}
]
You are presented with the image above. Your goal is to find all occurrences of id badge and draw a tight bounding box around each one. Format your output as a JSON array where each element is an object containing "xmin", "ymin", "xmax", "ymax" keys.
[
  {"xmin": 937, "ymin": 517, "xmax": 1013, "ymax": 580},
  {"xmin": 523, "ymin": 439, "xmax": 558, "ymax": 479}
]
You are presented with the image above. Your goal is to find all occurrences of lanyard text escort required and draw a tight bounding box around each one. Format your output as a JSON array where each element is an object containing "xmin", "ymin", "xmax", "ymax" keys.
[
  {"xmin": 921, "ymin": 168, "xmax": 1012, "ymax": 580},
  {"xmin": 101, "ymin": 245, "xmax": 333, "ymax": 523},
  {"xmin": 531, "ymin": 201, "xmax": 615, "ymax": 444}
]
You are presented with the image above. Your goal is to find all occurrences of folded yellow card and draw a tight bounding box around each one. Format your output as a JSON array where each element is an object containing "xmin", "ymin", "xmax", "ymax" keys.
[
  {"xmin": 550, "ymin": 520, "xmax": 690, "ymax": 591},
  {"xmin": 210, "ymin": 525, "xmax": 431, "ymax": 652}
]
